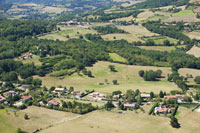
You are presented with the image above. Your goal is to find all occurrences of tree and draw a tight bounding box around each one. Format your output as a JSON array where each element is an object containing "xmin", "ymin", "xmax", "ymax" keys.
[
  {"xmin": 138, "ymin": 70, "xmax": 144, "ymax": 77},
  {"xmin": 87, "ymin": 70, "xmax": 93, "ymax": 77},
  {"xmin": 105, "ymin": 101, "xmax": 115, "ymax": 110},
  {"xmin": 109, "ymin": 65, "xmax": 116, "ymax": 72},
  {"xmin": 112, "ymin": 80, "xmax": 118, "ymax": 85},
  {"xmin": 24, "ymin": 114, "xmax": 29, "ymax": 120},
  {"xmin": 170, "ymin": 116, "xmax": 180, "ymax": 128},
  {"xmin": 194, "ymin": 76, "xmax": 200, "ymax": 84},
  {"xmin": 17, "ymin": 128, "xmax": 22, "ymax": 133},
  {"xmin": 159, "ymin": 91, "xmax": 164, "ymax": 98},
  {"xmin": 163, "ymin": 40, "xmax": 171, "ymax": 46},
  {"xmin": 150, "ymin": 91, "xmax": 154, "ymax": 99},
  {"xmin": 156, "ymin": 70, "xmax": 162, "ymax": 78}
]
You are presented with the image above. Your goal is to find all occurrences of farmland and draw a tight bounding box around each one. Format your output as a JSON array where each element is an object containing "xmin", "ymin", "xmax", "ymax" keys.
[
  {"xmin": 138, "ymin": 45, "xmax": 186, "ymax": 52},
  {"xmin": 141, "ymin": 36, "xmax": 178, "ymax": 45},
  {"xmin": 173, "ymin": 10, "xmax": 196, "ymax": 17},
  {"xmin": 40, "ymin": 106, "xmax": 200, "ymax": 133},
  {"xmin": 0, "ymin": 106, "xmax": 79, "ymax": 133},
  {"xmin": 35, "ymin": 61, "xmax": 180, "ymax": 94},
  {"xmin": 186, "ymin": 45, "xmax": 200, "ymax": 58}
]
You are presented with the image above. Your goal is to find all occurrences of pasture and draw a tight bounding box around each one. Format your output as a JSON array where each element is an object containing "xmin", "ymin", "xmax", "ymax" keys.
[
  {"xmin": 35, "ymin": 61, "xmax": 180, "ymax": 94},
  {"xmin": 39, "ymin": 26, "xmax": 97, "ymax": 41},
  {"xmin": 0, "ymin": 106, "xmax": 79, "ymax": 133},
  {"xmin": 184, "ymin": 31, "xmax": 200, "ymax": 39},
  {"xmin": 173, "ymin": 10, "xmax": 196, "ymax": 17},
  {"xmin": 142, "ymin": 36, "xmax": 178, "ymax": 45},
  {"xmin": 109, "ymin": 53, "xmax": 127, "ymax": 63},
  {"xmin": 40, "ymin": 105, "xmax": 200, "ymax": 133},
  {"xmin": 186, "ymin": 45, "xmax": 200, "ymax": 58},
  {"xmin": 15, "ymin": 55, "xmax": 42, "ymax": 66}
]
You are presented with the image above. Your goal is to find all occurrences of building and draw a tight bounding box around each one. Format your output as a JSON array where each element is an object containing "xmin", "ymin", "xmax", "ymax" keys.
[
  {"xmin": 88, "ymin": 92, "xmax": 105, "ymax": 100},
  {"xmin": 48, "ymin": 99, "xmax": 60, "ymax": 106},
  {"xmin": 124, "ymin": 104, "xmax": 136, "ymax": 109},
  {"xmin": 0, "ymin": 95, "xmax": 6, "ymax": 103},
  {"xmin": 6, "ymin": 91, "xmax": 19, "ymax": 97},
  {"xmin": 54, "ymin": 88, "xmax": 66, "ymax": 93},
  {"xmin": 65, "ymin": 21, "xmax": 81, "ymax": 26},
  {"xmin": 164, "ymin": 94, "xmax": 183, "ymax": 99},
  {"xmin": 21, "ymin": 96, "xmax": 32, "ymax": 103},
  {"xmin": 155, "ymin": 107, "xmax": 172, "ymax": 114},
  {"xmin": 20, "ymin": 52, "xmax": 33, "ymax": 59}
]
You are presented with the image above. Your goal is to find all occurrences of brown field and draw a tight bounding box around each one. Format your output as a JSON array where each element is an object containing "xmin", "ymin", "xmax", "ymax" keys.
[
  {"xmin": 35, "ymin": 61, "xmax": 180, "ymax": 94},
  {"xmin": 179, "ymin": 68, "xmax": 200, "ymax": 82},
  {"xmin": 112, "ymin": 16, "xmax": 133, "ymax": 22},
  {"xmin": 0, "ymin": 106, "xmax": 79, "ymax": 132},
  {"xmin": 184, "ymin": 31, "xmax": 200, "ymax": 39},
  {"xmin": 186, "ymin": 45, "xmax": 200, "ymax": 57},
  {"xmin": 193, "ymin": 7, "xmax": 200, "ymax": 13},
  {"xmin": 41, "ymin": 105, "xmax": 200, "ymax": 133},
  {"xmin": 137, "ymin": 11, "xmax": 155, "ymax": 18},
  {"xmin": 189, "ymin": 0, "xmax": 200, "ymax": 3}
]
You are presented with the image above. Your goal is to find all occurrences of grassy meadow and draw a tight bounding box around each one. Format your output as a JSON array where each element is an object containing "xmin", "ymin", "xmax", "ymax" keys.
[
  {"xmin": 35, "ymin": 61, "xmax": 180, "ymax": 94},
  {"xmin": 40, "ymin": 105, "xmax": 200, "ymax": 133}
]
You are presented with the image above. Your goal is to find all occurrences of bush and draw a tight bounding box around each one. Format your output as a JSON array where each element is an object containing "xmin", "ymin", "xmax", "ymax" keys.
[{"xmin": 194, "ymin": 76, "xmax": 200, "ymax": 84}]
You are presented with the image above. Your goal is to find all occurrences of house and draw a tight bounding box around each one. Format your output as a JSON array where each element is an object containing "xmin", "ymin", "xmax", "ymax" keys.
[
  {"xmin": 20, "ymin": 52, "xmax": 33, "ymax": 59},
  {"xmin": 48, "ymin": 99, "xmax": 60, "ymax": 106},
  {"xmin": 0, "ymin": 95, "xmax": 6, "ymax": 103},
  {"xmin": 88, "ymin": 92, "xmax": 105, "ymax": 100},
  {"xmin": 124, "ymin": 103, "xmax": 136, "ymax": 109},
  {"xmin": 21, "ymin": 96, "xmax": 32, "ymax": 103},
  {"xmin": 54, "ymin": 88, "xmax": 66, "ymax": 93},
  {"xmin": 6, "ymin": 91, "xmax": 19, "ymax": 97},
  {"xmin": 164, "ymin": 94, "xmax": 183, "ymax": 99},
  {"xmin": 155, "ymin": 107, "xmax": 172, "ymax": 114}
]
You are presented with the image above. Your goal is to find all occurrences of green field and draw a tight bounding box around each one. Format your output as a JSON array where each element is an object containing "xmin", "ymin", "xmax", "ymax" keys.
[
  {"xmin": 109, "ymin": 53, "xmax": 127, "ymax": 63},
  {"xmin": 142, "ymin": 36, "xmax": 178, "ymax": 45},
  {"xmin": 35, "ymin": 61, "xmax": 180, "ymax": 94},
  {"xmin": 173, "ymin": 10, "xmax": 195, "ymax": 17},
  {"xmin": 0, "ymin": 109, "xmax": 16, "ymax": 133}
]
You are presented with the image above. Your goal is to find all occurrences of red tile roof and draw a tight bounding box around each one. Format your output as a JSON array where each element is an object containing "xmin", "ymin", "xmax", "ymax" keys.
[
  {"xmin": 48, "ymin": 99, "xmax": 60, "ymax": 106},
  {"xmin": 21, "ymin": 96, "xmax": 32, "ymax": 101}
]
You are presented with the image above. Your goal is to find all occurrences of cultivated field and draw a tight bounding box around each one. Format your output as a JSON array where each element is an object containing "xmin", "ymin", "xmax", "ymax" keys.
[
  {"xmin": 0, "ymin": 106, "xmax": 79, "ymax": 133},
  {"xmin": 40, "ymin": 105, "xmax": 200, "ymax": 133},
  {"xmin": 179, "ymin": 68, "xmax": 200, "ymax": 82},
  {"xmin": 186, "ymin": 45, "xmax": 200, "ymax": 57},
  {"xmin": 102, "ymin": 25, "xmax": 159, "ymax": 42},
  {"xmin": 35, "ymin": 61, "xmax": 180, "ymax": 94}
]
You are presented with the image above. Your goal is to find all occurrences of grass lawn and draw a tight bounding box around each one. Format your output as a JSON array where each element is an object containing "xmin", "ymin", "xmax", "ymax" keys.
[
  {"xmin": 173, "ymin": 10, "xmax": 195, "ymax": 17},
  {"xmin": 109, "ymin": 53, "xmax": 127, "ymax": 63},
  {"xmin": 35, "ymin": 61, "xmax": 180, "ymax": 94}
]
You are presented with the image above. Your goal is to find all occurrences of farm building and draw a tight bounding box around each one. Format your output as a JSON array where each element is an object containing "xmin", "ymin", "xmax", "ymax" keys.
[
  {"xmin": 164, "ymin": 94, "xmax": 183, "ymax": 99},
  {"xmin": 88, "ymin": 92, "xmax": 105, "ymax": 100}
]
